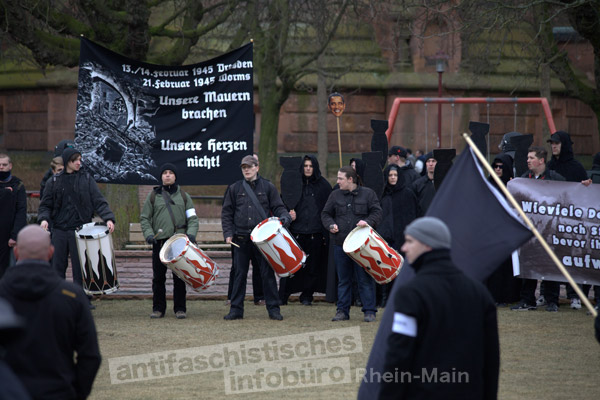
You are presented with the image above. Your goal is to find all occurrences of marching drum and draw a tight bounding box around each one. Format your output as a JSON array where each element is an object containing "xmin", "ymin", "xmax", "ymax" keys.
[
  {"xmin": 251, "ymin": 217, "xmax": 306, "ymax": 277},
  {"xmin": 75, "ymin": 222, "xmax": 119, "ymax": 295},
  {"xmin": 159, "ymin": 234, "xmax": 219, "ymax": 291},
  {"xmin": 343, "ymin": 225, "xmax": 404, "ymax": 284}
]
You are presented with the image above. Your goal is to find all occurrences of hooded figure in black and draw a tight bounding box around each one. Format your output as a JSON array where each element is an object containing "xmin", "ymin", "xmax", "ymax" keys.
[
  {"xmin": 378, "ymin": 165, "xmax": 417, "ymax": 250},
  {"xmin": 279, "ymin": 155, "xmax": 332, "ymax": 305},
  {"xmin": 546, "ymin": 130, "xmax": 589, "ymax": 182},
  {"xmin": 376, "ymin": 165, "xmax": 417, "ymax": 307},
  {"xmin": 485, "ymin": 153, "xmax": 520, "ymax": 305},
  {"xmin": 546, "ymin": 130, "xmax": 592, "ymax": 308},
  {"xmin": 350, "ymin": 157, "xmax": 365, "ymax": 185},
  {"xmin": 488, "ymin": 153, "xmax": 514, "ymax": 187}
]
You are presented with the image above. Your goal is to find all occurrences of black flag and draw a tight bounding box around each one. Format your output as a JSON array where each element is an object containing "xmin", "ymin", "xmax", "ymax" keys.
[{"xmin": 358, "ymin": 146, "xmax": 532, "ymax": 399}]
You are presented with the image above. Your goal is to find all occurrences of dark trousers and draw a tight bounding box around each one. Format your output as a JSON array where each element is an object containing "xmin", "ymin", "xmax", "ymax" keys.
[
  {"xmin": 566, "ymin": 283, "xmax": 591, "ymax": 300},
  {"xmin": 229, "ymin": 235, "xmax": 280, "ymax": 316},
  {"xmin": 152, "ymin": 239, "xmax": 186, "ymax": 313},
  {"xmin": 51, "ymin": 228, "xmax": 83, "ymax": 286},
  {"xmin": 520, "ymin": 279, "xmax": 559, "ymax": 306},
  {"xmin": 0, "ymin": 234, "xmax": 10, "ymax": 279},
  {"xmin": 279, "ymin": 233, "xmax": 323, "ymax": 303},
  {"xmin": 227, "ymin": 246, "xmax": 264, "ymax": 302}
]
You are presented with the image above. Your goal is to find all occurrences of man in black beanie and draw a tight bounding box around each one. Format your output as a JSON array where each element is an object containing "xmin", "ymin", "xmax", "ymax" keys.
[
  {"xmin": 38, "ymin": 148, "xmax": 115, "ymax": 306},
  {"xmin": 140, "ymin": 163, "xmax": 198, "ymax": 319},
  {"xmin": 379, "ymin": 217, "xmax": 499, "ymax": 399}
]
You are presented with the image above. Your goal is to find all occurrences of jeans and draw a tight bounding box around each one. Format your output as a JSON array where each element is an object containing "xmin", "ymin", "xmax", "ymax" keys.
[{"xmin": 333, "ymin": 245, "xmax": 376, "ymax": 315}]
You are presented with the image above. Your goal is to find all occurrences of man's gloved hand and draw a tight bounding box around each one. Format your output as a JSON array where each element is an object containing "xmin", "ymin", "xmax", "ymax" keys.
[
  {"xmin": 146, "ymin": 235, "xmax": 157, "ymax": 245},
  {"xmin": 279, "ymin": 216, "xmax": 291, "ymax": 228},
  {"xmin": 187, "ymin": 234, "xmax": 197, "ymax": 244}
]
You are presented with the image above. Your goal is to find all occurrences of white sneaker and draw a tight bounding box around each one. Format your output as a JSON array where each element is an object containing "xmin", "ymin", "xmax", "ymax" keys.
[
  {"xmin": 536, "ymin": 296, "xmax": 547, "ymax": 307},
  {"xmin": 570, "ymin": 298, "xmax": 582, "ymax": 310}
]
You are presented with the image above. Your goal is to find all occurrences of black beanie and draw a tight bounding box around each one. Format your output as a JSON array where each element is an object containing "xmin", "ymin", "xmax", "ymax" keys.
[
  {"xmin": 159, "ymin": 163, "xmax": 178, "ymax": 180},
  {"xmin": 62, "ymin": 147, "xmax": 81, "ymax": 167}
]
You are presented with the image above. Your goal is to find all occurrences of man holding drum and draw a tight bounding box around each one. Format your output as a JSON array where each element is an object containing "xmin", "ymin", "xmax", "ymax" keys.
[
  {"xmin": 141, "ymin": 163, "xmax": 198, "ymax": 319},
  {"xmin": 321, "ymin": 166, "xmax": 382, "ymax": 322},
  {"xmin": 221, "ymin": 155, "xmax": 291, "ymax": 321},
  {"xmin": 38, "ymin": 148, "xmax": 115, "ymax": 307}
]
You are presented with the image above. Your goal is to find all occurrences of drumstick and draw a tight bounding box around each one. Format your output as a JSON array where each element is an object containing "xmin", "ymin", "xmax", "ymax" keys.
[{"xmin": 230, "ymin": 242, "xmax": 240, "ymax": 248}]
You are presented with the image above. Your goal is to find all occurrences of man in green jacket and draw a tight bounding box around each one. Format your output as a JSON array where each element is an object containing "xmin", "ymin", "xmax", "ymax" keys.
[{"xmin": 140, "ymin": 163, "xmax": 198, "ymax": 319}]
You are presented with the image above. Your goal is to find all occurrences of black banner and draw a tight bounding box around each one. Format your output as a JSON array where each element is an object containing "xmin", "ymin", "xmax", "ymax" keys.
[
  {"xmin": 508, "ymin": 178, "xmax": 600, "ymax": 286},
  {"xmin": 74, "ymin": 38, "xmax": 254, "ymax": 185}
]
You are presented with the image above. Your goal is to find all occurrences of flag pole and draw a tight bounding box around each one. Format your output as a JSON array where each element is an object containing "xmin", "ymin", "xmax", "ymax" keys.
[{"xmin": 462, "ymin": 132, "xmax": 597, "ymax": 317}]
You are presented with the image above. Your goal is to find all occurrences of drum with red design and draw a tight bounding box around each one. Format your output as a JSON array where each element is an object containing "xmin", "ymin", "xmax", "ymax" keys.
[
  {"xmin": 343, "ymin": 225, "xmax": 404, "ymax": 284},
  {"xmin": 159, "ymin": 234, "xmax": 219, "ymax": 291},
  {"xmin": 250, "ymin": 217, "xmax": 306, "ymax": 277}
]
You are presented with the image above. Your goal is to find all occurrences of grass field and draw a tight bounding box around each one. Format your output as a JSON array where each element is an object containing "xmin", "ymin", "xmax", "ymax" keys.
[{"xmin": 88, "ymin": 299, "xmax": 599, "ymax": 400}]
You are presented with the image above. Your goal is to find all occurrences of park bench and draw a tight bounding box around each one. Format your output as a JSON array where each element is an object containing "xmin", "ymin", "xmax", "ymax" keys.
[{"xmin": 127, "ymin": 218, "xmax": 229, "ymax": 250}]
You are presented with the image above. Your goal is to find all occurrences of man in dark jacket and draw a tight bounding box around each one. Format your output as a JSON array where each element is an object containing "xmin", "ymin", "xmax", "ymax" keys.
[
  {"xmin": 412, "ymin": 152, "xmax": 436, "ymax": 217},
  {"xmin": 221, "ymin": 155, "xmax": 291, "ymax": 321},
  {"xmin": 0, "ymin": 225, "xmax": 101, "ymax": 400},
  {"xmin": 388, "ymin": 146, "xmax": 420, "ymax": 185},
  {"xmin": 321, "ymin": 166, "xmax": 382, "ymax": 322},
  {"xmin": 379, "ymin": 217, "xmax": 499, "ymax": 399},
  {"xmin": 140, "ymin": 163, "xmax": 199, "ymax": 319},
  {"xmin": 0, "ymin": 153, "xmax": 27, "ymax": 279},
  {"xmin": 547, "ymin": 131, "xmax": 593, "ymax": 309},
  {"xmin": 39, "ymin": 139, "xmax": 75, "ymax": 199},
  {"xmin": 512, "ymin": 146, "xmax": 564, "ymax": 312},
  {"xmin": 279, "ymin": 155, "xmax": 332, "ymax": 305},
  {"xmin": 38, "ymin": 148, "xmax": 115, "ymax": 295}
]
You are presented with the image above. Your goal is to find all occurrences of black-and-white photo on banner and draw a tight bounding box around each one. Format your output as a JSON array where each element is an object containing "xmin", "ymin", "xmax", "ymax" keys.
[{"xmin": 75, "ymin": 37, "xmax": 253, "ymax": 185}]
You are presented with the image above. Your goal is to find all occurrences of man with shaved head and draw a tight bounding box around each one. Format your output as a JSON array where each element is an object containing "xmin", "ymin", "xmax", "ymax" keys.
[{"xmin": 0, "ymin": 225, "xmax": 101, "ymax": 400}]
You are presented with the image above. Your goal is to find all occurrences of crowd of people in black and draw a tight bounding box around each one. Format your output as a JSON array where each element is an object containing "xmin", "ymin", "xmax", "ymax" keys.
[{"xmin": 1, "ymin": 126, "xmax": 600, "ymax": 399}]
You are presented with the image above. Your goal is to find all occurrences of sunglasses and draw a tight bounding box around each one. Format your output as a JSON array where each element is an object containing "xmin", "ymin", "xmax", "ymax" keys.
[{"xmin": 492, "ymin": 164, "xmax": 503, "ymax": 169}]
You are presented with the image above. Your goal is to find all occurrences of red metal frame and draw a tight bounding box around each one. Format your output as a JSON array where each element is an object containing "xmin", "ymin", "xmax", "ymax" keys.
[{"xmin": 386, "ymin": 97, "xmax": 556, "ymax": 145}]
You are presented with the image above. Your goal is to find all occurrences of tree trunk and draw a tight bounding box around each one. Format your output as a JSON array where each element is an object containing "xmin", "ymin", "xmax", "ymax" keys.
[{"xmin": 257, "ymin": 78, "xmax": 285, "ymax": 181}]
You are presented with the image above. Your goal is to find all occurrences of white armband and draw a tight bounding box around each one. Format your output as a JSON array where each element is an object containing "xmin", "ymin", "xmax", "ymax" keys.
[
  {"xmin": 392, "ymin": 312, "xmax": 417, "ymax": 337},
  {"xmin": 186, "ymin": 208, "xmax": 197, "ymax": 218}
]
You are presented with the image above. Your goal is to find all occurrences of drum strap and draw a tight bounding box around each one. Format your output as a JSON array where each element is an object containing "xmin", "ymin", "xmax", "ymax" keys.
[
  {"xmin": 242, "ymin": 180, "xmax": 267, "ymax": 220},
  {"xmin": 161, "ymin": 190, "xmax": 187, "ymax": 231}
]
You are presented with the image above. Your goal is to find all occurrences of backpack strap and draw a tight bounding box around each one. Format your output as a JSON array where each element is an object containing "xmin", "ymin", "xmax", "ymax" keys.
[{"xmin": 151, "ymin": 186, "xmax": 188, "ymax": 208}]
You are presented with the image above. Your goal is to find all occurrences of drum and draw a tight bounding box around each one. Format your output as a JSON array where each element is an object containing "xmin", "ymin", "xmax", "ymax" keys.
[
  {"xmin": 75, "ymin": 222, "xmax": 119, "ymax": 295},
  {"xmin": 159, "ymin": 234, "xmax": 219, "ymax": 291},
  {"xmin": 343, "ymin": 225, "xmax": 403, "ymax": 284},
  {"xmin": 251, "ymin": 217, "xmax": 306, "ymax": 277}
]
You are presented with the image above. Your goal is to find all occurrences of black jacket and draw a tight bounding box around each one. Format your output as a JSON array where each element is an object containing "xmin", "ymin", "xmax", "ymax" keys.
[
  {"xmin": 221, "ymin": 175, "xmax": 291, "ymax": 238},
  {"xmin": 521, "ymin": 168, "xmax": 565, "ymax": 181},
  {"xmin": 398, "ymin": 162, "xmax": 420, "ymax": 185},
  {"xmin": 380, "ymin": 249, "xmax": 499, "ymax": 400},
  {"xmin": 547, "ymin": 130, "xmax": 588, "ymax": 182},
  {"xmin": 0, "ymin": 175, "xmax": 27, "ymax": 240},
  {"xmin": 412, "ymin": 174, "xmax": 435, "ymax": 218},
  {"xmin": 321, "ymin": 186, "xmax": 382, "ymax": 246},
  {"xmin": 0, "ymin": 261, "xmax": 101, "ymax": 400},
  {"xmin": 38, "ymin": 170, "xmax": 115, "ymax": 230},
  {"xmin": 290, "ymin": 155, "xmax": 332, "ymax": 234},
  {"xmin": 378, "ymin": 165, "xmax": 417, "ymax": 248}
]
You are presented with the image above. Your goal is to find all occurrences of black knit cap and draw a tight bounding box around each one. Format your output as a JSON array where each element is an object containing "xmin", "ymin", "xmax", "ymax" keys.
[
  {"xmin": 159, "ymin": 163, "xmax": 178, "ymax": 180},
  {"xmin": 62, "ymin": 147, "xmax": 81, "ymax": 167}
]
